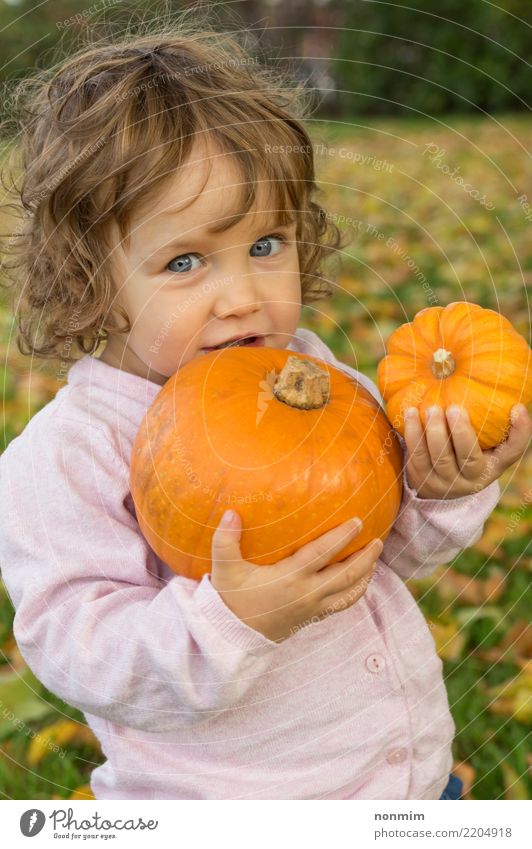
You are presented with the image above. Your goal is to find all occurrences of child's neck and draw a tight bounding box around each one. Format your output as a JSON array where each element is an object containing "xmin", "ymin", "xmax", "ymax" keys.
[{"xmin": 99, "ymin": 340, "xmax": 167, "ymax": 386}]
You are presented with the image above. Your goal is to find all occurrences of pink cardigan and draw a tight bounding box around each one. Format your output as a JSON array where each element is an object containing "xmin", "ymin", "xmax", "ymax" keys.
[{"xmin": 0, "ymin": 328, "xmax": 500, "ymax": 799}]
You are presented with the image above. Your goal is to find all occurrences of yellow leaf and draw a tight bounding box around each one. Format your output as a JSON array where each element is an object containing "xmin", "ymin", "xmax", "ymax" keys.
[
  {"xmin": 514, "ymin": 689, "xmax": 532, "ymax": 724},
  {"xmin": 26, "ymin": 719, "xmax": 100, "ymax": 766},
  {"xmin": 70, "ymin": 784, "xmax": 94, "ymax": 800},
  {"xmin": 500, "ymin": 761, "xmax": 529, "ymax": 800},
  {"xmin": 26, "ymin": 720, "xmax": 76, "ymax": 766},
  {"xmin": 428, "ymin": 618, "xmax": 466, "ymax": 661},
  {"xmin": 487, "ymin": 665, "xmax": 532, "ymax": 725}
]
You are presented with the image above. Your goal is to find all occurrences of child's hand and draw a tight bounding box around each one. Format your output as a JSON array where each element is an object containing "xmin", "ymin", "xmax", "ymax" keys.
[
  {"xmin": 404, "ymin": 402, "xmax": 532, "ymax": 499},
  {"xmin": 210, "ymin": 512, "xmax": 383, "ymax": 643}
]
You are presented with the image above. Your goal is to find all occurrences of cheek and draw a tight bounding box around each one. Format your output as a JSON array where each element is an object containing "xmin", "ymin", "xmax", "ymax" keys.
[
  {"xmin": 269, "ymin": 288, "xmax": 302, "ymax": 336},
  {"xmin": 132, "ymin": 307, "xmax": 174, "ymax": 350},
  {"xmin": 121, "ymin": 286, "xmax": 155, "ymax": 335},
  {"xmin": 142, "ymin": 302, "xmax": 209, "ymax": 364},
  {"xmin": 272, "ymin": 265, "xmax": 301, "ymax": 310},
  {"xmin": 273, "ymin": 256, "xmax": 301, "ymax": 297},
  {"xmin": 278, "ymin": 271, "xmax": 302, "ymax": 312}
]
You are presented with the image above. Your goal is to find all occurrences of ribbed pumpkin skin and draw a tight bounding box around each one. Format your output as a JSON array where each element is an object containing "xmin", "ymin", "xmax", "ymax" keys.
[
  {"xmin": 130, "ymin": 346, "xmax": 403, "ymax": 581},
  {"xmin": 377, "ymin": 302, "xmax": 532, "ymax": 450}
]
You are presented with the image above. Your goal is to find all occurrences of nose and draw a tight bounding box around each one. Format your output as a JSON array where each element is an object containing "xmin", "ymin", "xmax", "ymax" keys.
[{"xmin": 212, "ymin": 272, "xmax": 262, "ymax": 320}]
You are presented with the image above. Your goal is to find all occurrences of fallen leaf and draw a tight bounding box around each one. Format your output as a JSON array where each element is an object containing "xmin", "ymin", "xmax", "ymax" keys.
[
  {"xmin": 486, "ymin": 664, "xmax": 532, "ymax": 724},
  {"xmin": 471, "ymin": 513, "xmax": 512, "ymax": 557},
  {"xmin": 454, "ymin": 605, "xmax": 505, "ymax": 629},
  {"xmin": 435, "ymin": 567, "xmax": 506, "ymax": 605},
  {"xmin": 70, "ymin": 783, "xmax": 95, "ymax": 800},
  {"xmin": 477, "ymin": 621, "xmax": 532, "ymax": 666},
  {"xmin": 0, "ymin": 665, "xmax": 54, "ymax": 739},
  {"xmin": 500, "ymin": 761, "xmax": 529, "ymax": 800},
  {"xmin": 26, "ymin": 719, "xmax": 101, "ymax": 766},
  {"xmin": 482, "ymin": 569, "xmax": 508, "ymax": 603},
  {"xmin": 427, "ymin": 618, "xmax": 466, "ymax": 661}
]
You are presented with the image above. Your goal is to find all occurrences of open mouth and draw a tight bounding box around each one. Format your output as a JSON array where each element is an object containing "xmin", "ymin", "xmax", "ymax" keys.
[{"xmin": 202, "ymin": 336, "xmax": 265, "ymax": 352}]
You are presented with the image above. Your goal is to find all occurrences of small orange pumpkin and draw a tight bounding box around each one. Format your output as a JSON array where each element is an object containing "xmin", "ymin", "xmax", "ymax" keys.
[
  {"xmin": 377, "ymin": 301, "xmax": 532, "ymax": 449},
  {"xmin": 130, "ymin": 347, "xmax": 403, "ymax": 581}
]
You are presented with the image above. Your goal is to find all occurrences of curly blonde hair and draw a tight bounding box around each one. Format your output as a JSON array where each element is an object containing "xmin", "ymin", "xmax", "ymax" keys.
[{"xmin": 0, "ymin": 13, "xmax": 346, "ymax": 363}]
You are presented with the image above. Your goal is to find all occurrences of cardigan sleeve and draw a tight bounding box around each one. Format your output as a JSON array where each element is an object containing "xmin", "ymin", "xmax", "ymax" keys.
[
  {"xmin": 377, "ymin": 437, "xmax": 500, "ymax": 579},
  {"xmin": 0, "ymin": 415, "xmax": 281, "ymax": 733},
  {"xmin": 292, "ymin": 327, "xmax": 501, "ymax": 579}
]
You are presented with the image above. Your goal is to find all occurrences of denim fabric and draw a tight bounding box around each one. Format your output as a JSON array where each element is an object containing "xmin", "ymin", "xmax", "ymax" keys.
[{"xmin": 439, "ymin": 772, "xmax": 463, "ymax": 799}]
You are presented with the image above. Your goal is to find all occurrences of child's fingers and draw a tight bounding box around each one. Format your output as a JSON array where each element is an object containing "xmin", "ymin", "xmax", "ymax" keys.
[
  {"xmin": 211, "ymin": 509, "xmax": 243, "ymax": 572},
  {"xmin": 312, "ymin": 538, "xmax": 382, "ymax": 600},
  {"xmin": 288, "ymin": 517, "xmax": 364, "ymax": 574},
  {"xmin": 482, "ymin": 404, "xmax": 532, "ymax": 474},
  {"xmin": 444, "ymin": 406, "xmax": 484, "ymax": 480},
  {"xmin": 422, "ymin": 406, "xmax": 460, "ymax": 480},
  {"xmin": 317, "ymin": 575, "xmax": 373, "ymax": 615},
  {"xmin": 404, "ymin": 407, "xmax": 431, "ymax": 475}
]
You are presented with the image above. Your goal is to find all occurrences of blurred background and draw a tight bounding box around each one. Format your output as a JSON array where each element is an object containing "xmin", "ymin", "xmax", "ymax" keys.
[{"xmin": 0, "ymin": 0, "xmax": 531, "ymax": 801}]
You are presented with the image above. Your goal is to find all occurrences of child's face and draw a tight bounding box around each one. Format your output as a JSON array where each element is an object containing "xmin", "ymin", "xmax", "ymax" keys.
[{"xmin": 101, "ymin": 138, "xmax": 302, "ymax": 385}]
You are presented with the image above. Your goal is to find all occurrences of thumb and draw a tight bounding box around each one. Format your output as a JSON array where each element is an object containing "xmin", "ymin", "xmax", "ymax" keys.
[{"xmin": 211, "ymin": 510, "xmax": 242, "ymax": 569}]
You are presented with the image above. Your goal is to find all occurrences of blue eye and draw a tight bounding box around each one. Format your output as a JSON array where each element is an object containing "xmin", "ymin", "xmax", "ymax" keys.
[
  {"xmin": 165, "ymin": 233, "xmax": 287, "ymax": 274},
  {"xmin": 250, "ymin": 233, "xmax": 286, "ymax": 258},
  {"xmin": 166, "ymin": 253, "xmax": 203, "ymax": 274}
]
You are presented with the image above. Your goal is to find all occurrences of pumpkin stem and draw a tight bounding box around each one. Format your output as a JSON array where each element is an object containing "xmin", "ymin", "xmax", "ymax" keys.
[
  {"xmin": 431, "ymin": 348, "xmax": 456, "ymax": 378},
  {"xmin": 273, "ymin": 356, "xmax": 330, "ymax": 410}
]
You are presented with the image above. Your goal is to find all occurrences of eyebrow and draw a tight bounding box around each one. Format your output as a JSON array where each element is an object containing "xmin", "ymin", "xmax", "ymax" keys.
[{"xmin": 144, "ymin": 213, "xmax": 297, "ymax": 260}]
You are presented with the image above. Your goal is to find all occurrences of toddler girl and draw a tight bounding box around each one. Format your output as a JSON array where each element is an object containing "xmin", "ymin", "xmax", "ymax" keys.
[{"xmin": 0, "ymin": 25, "xmax": 529, "ymax": 800}]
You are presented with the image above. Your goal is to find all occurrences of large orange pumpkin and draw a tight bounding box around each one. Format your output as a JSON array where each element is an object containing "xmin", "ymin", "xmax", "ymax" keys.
[
  {"xmin": 130, "ymin": 347, "xmax": 403, "ymax": 581},
  {"xmin": 377, "ymin": 301, "xmax": 532, "ymax": 450}
]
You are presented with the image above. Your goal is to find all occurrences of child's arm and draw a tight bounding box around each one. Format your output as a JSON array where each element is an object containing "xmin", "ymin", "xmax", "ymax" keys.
[
  {"xmin": 375, "ymin": 436, "xmax": 500, "ymax": 578},
  {"xmin": 0, "ymin": 419, "xmax": 282, "ymax": 733},
  {"xmin": 383, "ymin": 399, "xmax": 530, "ymax": 578},
  {"xmin": 291, "ymin": 328, "xmax": 501, "ymax": 578}
]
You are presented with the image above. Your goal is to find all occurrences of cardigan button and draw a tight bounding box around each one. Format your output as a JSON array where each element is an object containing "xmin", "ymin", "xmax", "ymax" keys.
[
  {"xmin": 387, "ymin": 747, "xmax": 408, "ymax": 764},
  {"xmin": 365, "ymin": 653, "xmax": 386, "ymax": 673}
]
